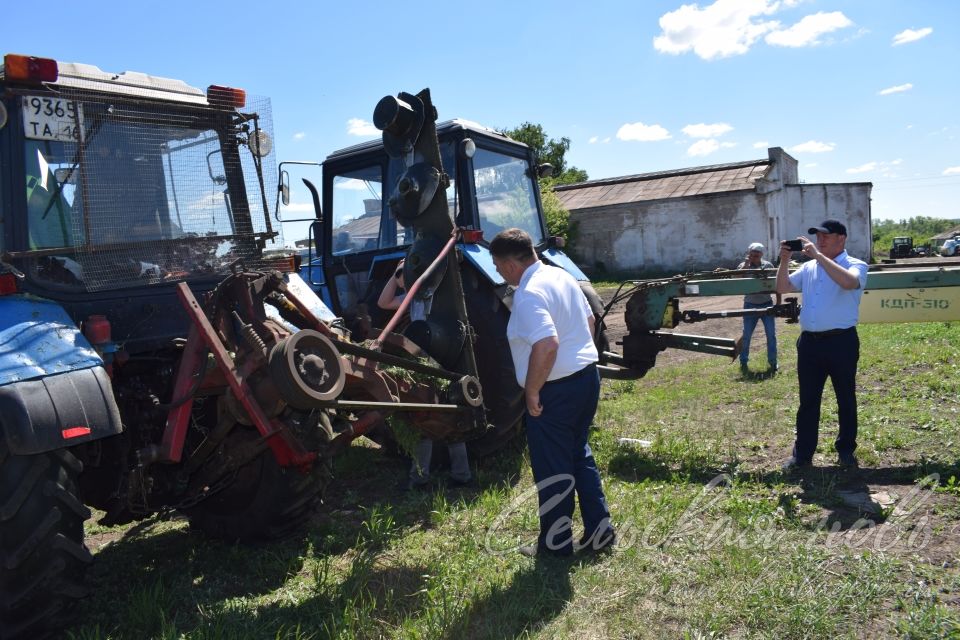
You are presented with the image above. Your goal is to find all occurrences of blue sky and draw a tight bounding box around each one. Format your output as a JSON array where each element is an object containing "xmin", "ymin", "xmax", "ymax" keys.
[{"xmin": 6, "ymin": 0, "xmax": 958, "ymax": 222}]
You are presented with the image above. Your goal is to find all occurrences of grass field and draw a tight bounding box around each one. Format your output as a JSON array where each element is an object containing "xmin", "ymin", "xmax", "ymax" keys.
[{"xmin": 70, "ymin": 320, "xmax": 960, "ymax": 639}]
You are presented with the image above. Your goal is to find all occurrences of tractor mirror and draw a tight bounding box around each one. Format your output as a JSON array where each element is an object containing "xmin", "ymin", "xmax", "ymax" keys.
[{"xmin": 280, "ymin": 170, "xmax": 290, "ymax": 206}]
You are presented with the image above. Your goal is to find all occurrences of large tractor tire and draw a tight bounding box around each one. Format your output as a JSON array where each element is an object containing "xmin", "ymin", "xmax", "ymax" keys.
[
  {"xmin": 182, "ymin": 424, "xmax": 332, "ymax": 542},
  {"xmin": 462, "ymin": 267, "xmax": 525, "ymax": 457},
  {"xmin": 0, "ymin": 439, "xmax": 92, "ymax": 640},
  {"xmin": 579, "ymin": 281, "xmax": 611, "ymax": 357}
]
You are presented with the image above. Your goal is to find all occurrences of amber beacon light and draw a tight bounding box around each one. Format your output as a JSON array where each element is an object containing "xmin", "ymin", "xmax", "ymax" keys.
[{"xmin": 3, "ymin": 54, "xmax": 58, "ymax": 83}]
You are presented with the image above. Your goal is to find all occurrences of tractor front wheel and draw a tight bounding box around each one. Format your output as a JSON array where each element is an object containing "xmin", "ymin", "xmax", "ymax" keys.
[
  {"xmin": 0, "ymin": 440, "xmax": 92, "ymax": 640},
  {"xmin": 182, "ymin": 423, "xmax": 332, "ymax": 542}
]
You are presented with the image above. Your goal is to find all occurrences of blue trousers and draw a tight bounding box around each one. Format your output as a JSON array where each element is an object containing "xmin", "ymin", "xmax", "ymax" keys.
[
  {"xmin": 740, "ymin": 301, "xmax": 777, "ymax": 367},
  {"xmin": 794, "ymin": 328, "xmax": 859, "ymax": 462},
  {"xmin": 525, "ymin": 363, "xmax": 611, "ymax": 555}
]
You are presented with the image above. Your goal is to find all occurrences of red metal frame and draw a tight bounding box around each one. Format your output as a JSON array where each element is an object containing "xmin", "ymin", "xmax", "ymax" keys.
[{"xmin": 161, "ymin": 283, "xmax": 316, "ymax": 468}]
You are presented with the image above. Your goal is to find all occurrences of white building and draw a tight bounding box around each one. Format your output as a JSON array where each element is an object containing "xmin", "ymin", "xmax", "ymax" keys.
[{"xmin": 555, "ymin": 148, "xmax": 872, "ymax": 273}]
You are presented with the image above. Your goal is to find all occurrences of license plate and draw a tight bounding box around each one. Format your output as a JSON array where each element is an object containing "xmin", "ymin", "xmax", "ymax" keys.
[{"xmin": 21, "ymin": 96, "xmax": 85, "ymax": 142}]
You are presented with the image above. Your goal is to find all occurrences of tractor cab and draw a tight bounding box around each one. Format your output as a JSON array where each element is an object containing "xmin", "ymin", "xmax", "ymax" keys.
[
  {"xmin": 277, "ymin": 119, "xmax": 583, "ymax": 336},
  {"xmin": 1, "ymin": 54, "xmax": 284, "ymax": 349}
]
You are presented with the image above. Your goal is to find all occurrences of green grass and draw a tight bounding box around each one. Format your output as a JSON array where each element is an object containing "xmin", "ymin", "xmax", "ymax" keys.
[{"xmin": 71, "ymin": 322, "xmax": 960, "ymax": 638}]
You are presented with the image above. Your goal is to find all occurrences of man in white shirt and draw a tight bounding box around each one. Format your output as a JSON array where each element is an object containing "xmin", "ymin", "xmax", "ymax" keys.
[
  {"xmin": 776, "ymin": 219, "xmax": 868, "ymax": 470},
  {"xmin": 490, "ymin": 228, "xmax": 614, "ymax": 557}
]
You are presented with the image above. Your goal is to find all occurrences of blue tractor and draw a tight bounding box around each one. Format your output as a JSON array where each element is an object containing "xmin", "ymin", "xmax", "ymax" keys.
[
  {"xmin": 278, "ymin": 91, "xmax": 609, "ymax": 454},
  {"xmin": 0, "ymin": 54, "xmax": 346, "ymax": 638}
]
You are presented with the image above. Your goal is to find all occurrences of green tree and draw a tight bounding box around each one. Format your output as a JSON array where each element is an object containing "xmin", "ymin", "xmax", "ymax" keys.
[
  {"xmin": 871, "ymin": 216, "xmax": 960, "ymax": 258},
  {"xmin": 499, "ymin": 123, "xmax": 588, "ymax": 247},
  {"xmin": 500, "ymin": 122, "xmax": 588, "ymax": 185}
]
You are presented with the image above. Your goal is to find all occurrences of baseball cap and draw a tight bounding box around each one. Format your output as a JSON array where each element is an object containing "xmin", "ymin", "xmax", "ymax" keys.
[
  {"xmin": 808, "ymin": 219, "xmax": 847, "ymax": 235},
  {"xmin": 747, "ymin": 242, "xmax": 764, "ymax": 253}
]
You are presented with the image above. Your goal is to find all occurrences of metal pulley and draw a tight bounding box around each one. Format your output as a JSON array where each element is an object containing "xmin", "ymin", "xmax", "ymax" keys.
[
  {"xmin": 268, "ymin": 330, "xmax": 346, "ymax": 409},
  {"xmin": 446, "ymin": 375, "xmax": 483, "ymax": 408}
]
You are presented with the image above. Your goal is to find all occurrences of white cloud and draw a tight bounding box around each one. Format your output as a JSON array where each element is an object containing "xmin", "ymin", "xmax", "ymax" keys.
[
  {"xmin": 616, "ymin": 122, "xmax": 671, "ymax": 142},
  {"xmin": 653, "ymin": 1, "xmax": 852, "ymax": 60},
  {"xmin": 682, "ymin": 122, "xmax": 733, "ymax": 138},
  {"xmin": 688, "ymin": 139, "xmax": 720, "ymax": 156},
  {"xmin": 602, "ymin": 137, "xmax": 611, "ymax": 143},
  {"xmin": 293, "ymin": 132, "xmax": 305, "ymax": 140},
  {"xmin": 588, "ymin": 136, "xmax": 599, "ymax": 144},
  {"xmin": 878, "ymin": 83, "xmax": 913, "ymax": 96},
  {"xmin": 846, "ymin": 162, "xmax": 877, "ymax": 174},
  {"xmin": 845, "ymin": 159, "xmax": 903, "ymax": 175},
  {"xmin": 804, "ymin": 162, "xmax": 818, "ymax": 168},
  {"xmin": 687, "ymin": 139, "xmax": 736, "ymax": 157},
  {"xmin": 282, "ymin": 201, "xmax": 316, "ymax": 213},
  {"xmin": 893, "ymin": 27, "xmax": 933, "ymax": 46},
  {"xmin": 790, "ymin": 140, "xmax": 835, "ymax": 153},
  {"xmin": 653, "ymin": 0, "xmax": 781, "ymax": 60},
  {"xmin": 753, "ymin": 141, "xmax": 769, "ymax": 149},
  {"xmin": 944, "ymin": 167, "xmax": 960, "ymax": 176},
  {"xmin": 337, "ymin": 178, "xmax": 373, "ymax": 190},
  {"xmin": 347, "ymin": 118, "xmax": 378, "ymax": 136},
  {"xmin": 765, "ymin": 11, "xmax": 853, "ymax": 48}
]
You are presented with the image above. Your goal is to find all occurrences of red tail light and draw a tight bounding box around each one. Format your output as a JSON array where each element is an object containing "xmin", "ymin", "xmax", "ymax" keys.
[
  {"xmin": 0, "ymin": 273, "xmax": 18, "ymax": 295},
  {"xmin": 462, "ymin": 229, "xmax": 484, "ymax": 244},
  {"xmin": 62, "ymin": 426, "xmax": 91, "ymax": 439},
  {"xmin": 3, "ymin": 54, "xmax": 58, "ymax": 83},
  {"xmin": 207, "ymin": 85, "xmax": 246, "ymax": 108},
  {"xmin": 262, "ymin": 255, "xmax": 299, "ymax": 273}
]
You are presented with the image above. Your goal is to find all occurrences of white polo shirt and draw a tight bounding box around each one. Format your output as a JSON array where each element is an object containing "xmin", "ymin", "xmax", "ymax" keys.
[
  {"xmin": 506, "ymin": 261, "xmax": 598, "ymax": 387},
  {"xmin": 788, "ymin": 250, "xmax": 868, "ymax": 332}
]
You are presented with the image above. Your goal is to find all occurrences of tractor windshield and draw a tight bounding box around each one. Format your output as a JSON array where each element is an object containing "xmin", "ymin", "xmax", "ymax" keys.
[
  {"xmin": 473, "ymin": 147, "xmax": 543, "ymax": 243},
  {"xmin": 18, "ymin": 93, "xmax": 277, "ymax": 291}
]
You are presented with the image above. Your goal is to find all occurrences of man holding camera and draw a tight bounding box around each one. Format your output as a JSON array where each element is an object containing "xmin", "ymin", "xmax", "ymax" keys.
[
  {"xmin": 737, "ymin": 242, "xmax": 777, "ymax": 374},
  {"xmin": 776, "ymin": 220, "xmax": 868, "ymax": 470}
]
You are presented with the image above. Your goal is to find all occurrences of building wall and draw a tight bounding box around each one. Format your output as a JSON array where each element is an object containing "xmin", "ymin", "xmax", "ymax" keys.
[
  {"xmin": 571, "ymin": 190, "xmax": 772, "ymax": 273},
  {"xmin": 569, "ymin": 182, "xmax": 873, "ymax": 274},
  {"xmin": 782, "ymin": 183, "xmax": 873, "ymax": 261}
]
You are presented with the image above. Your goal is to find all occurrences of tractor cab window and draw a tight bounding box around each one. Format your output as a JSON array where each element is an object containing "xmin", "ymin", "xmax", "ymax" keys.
[
  {"xmin": 472, "ymin": 148, "xmax": 542, "ymax": 243},
  {"xmin": 330, "ymin": 165, "xmax": 384, "ymax": 254},
  {"xmin": 19, "ymin": 94, "xmax": 272, "ymax": 291}
]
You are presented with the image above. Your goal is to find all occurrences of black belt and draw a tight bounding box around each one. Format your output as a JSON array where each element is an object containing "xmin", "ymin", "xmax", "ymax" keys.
[
  {"xmin": 802, "ymin": 327, "xmax": 854, "ymax": 337},
  {"xmin": 543, "ymin": 362, "xmax": 597, "ymax": 386}
]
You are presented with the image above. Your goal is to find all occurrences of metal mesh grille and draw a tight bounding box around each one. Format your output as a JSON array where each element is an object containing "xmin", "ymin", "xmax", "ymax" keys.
[{"xmin": 22, "ymin": 84, "xmax": 280, "ymax": 291}]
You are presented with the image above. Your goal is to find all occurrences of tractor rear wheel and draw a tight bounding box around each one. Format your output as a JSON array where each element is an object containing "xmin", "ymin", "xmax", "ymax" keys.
[
  {"xmin": 182, "ymin": 422, "xmax": 332, "ymax": 542},
  {"xmin": 0, "ymin": 440, "xmax": 92, "ymax": 640},
  {"xmin": 462, "ymin": 267, "xmax": 525, "ymax": 457}
]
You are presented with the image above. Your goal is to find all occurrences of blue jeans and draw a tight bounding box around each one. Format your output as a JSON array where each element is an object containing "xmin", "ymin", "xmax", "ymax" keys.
[
  {"xmin": 409, "ymin": 439, "xmax": 471, "ymax": 484},
  {"xmin": 525, "ymin": 363, "xmax": 611, "ymax": 555},
  {"xmin": 740, "ymin": 301, "xmax": 777, "ymax": 367}
]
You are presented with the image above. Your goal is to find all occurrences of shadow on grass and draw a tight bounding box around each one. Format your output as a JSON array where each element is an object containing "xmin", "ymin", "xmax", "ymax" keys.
[
  {"xmin": 444, "ymin": 555, "xmax": 575, "ymax": 640},
  {"xmin": 608, "ymin": 443, "xmax": 960, "ymax": 532},
  {"xmin": 607, "ymin": 446, "xmax": 728, "ymax": 485}
]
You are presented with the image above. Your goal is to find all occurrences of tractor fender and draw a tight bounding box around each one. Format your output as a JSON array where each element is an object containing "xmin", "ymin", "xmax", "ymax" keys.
[
  {"xmin": 540, "ymin": 248, "xmax": 589, "ymax": 281},
  {"xmin": 0, "ymin": 295, "xmax": 122, "ymax": 454}
]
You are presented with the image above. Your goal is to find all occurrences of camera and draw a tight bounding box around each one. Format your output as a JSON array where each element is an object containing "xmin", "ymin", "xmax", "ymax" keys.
[{"xmin": 784, "ymin": 239, "xmax": 803, "ymax": 251}]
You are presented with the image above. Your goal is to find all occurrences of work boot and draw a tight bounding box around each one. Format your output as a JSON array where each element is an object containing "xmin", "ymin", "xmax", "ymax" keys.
[
  {"xmin": 781, "ymin": 456, "xmax": 812, "ymax": 472},
  {"xmin": 578, "ymin": 527, "xmax": 617, "ymax": 553},
  {"xmin": 837, "ymin": 452, "xmax": 858, "ymax": 468}
]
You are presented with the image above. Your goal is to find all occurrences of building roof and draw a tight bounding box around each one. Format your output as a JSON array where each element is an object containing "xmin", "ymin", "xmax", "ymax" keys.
[
  {"xmin": 553, "ymin": 158, "xmax": 772, "ymax": 210},
  {"xmin": 931, "ymin": 225, "xmax": 960, "ymax": 241}
]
